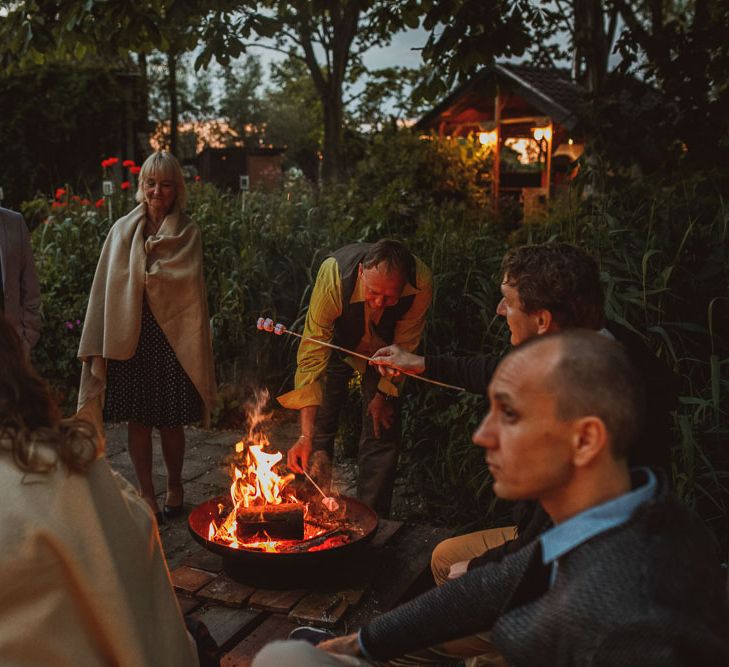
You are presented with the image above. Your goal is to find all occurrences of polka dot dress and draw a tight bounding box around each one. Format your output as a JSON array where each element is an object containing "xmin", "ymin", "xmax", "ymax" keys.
[{"xmin": 104, "ymin": 300, "xmax": 203, "ymax": 428}]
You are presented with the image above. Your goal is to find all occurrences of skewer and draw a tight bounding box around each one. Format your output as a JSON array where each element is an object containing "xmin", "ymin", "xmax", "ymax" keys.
[
  {"xmin": 257, "ymin": 318, "xmax": 466, "ymax": 393},
  {"xmin": 301, "ymin": 469, "xmax": 340, "ymax": 512}
]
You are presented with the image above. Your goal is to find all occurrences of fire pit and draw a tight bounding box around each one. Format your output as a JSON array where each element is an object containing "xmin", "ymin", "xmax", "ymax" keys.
[
  {"xmin": 188, "ymin": 393, "xmax": 378, "ymax": 587},
  {"xmin": 189, "ymin": 494, "xmax": 378, "ymax": 586}
]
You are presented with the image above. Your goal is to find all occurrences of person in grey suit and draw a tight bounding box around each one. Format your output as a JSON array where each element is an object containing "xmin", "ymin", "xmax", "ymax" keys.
[{"xmin": 0, "ymin": 207, "xmax": 41, "ymax": 353}]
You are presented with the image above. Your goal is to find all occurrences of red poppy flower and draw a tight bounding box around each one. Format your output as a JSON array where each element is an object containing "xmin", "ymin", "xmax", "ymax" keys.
[
  {"xmin": 121, "ymin": 181, "xmax": 131, "ymax": 190},
  {"xmin": 95, "ymin": 198, "xmax": 105, "ymax": 208},
  {"xmin": 51, "ymin": 201, "xmax": 66, "ymax": 209},
  {"xmin": 81, "ymin": 198, "xmax": 92, "ymax": 206},
  {"xmin": 107, "ymin": 157, "xmax": 119, "ymax": 166},
  {"xmin": 55, "ymin": 187, "xmax": 66, "ymax": 200},
  {"xmin": 195, "ymin": 175, "xmax": 201, "ymax": 181},
  {"xmin": 130, "ymin": 166, "xmax": 141, "ymax": 175},
  {"xmin": 71, "ymin": 195, "xmax": 80, "ymax": 202},
  {"xmin": 123, "ymin": 159, "xmax": 136, "ymax": 168}
]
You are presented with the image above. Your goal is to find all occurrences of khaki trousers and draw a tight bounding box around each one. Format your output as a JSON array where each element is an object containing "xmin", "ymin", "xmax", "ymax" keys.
[{"xmin": 427, "ymin": 526, "xmax": 518, "ymax": 666}]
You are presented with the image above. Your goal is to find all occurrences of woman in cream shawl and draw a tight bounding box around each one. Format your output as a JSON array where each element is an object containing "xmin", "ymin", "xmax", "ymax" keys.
[{"xmin": 78, "ymin": 152, "xmax": 216, "ymax": 521}]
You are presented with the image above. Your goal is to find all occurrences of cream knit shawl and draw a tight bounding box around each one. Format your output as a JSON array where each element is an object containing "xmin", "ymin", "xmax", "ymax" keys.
[{"xmin": 77, "ymin": 203, "xmax": 216, "ymax": 437}]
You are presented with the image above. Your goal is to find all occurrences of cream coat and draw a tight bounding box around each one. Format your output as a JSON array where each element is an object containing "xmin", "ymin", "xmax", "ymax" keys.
[
  {"xmin": 0, "ymin": 442, "xmax": 198, "ymax": 666},
  {"xmin": 77, "ymin": 204, "xmax": 216, "ymax": 438}
]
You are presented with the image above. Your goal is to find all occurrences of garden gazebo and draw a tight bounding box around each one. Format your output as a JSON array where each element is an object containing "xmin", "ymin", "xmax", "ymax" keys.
[{"xmin": 416, "ymin": 63, "xmax": 587, "ymax": 215}]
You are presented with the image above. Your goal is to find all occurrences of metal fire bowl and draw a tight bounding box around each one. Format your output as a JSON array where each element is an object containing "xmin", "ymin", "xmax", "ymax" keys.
[{"xmin": 188, "ymin": 495, "xmax": 379, "ymax": 587}]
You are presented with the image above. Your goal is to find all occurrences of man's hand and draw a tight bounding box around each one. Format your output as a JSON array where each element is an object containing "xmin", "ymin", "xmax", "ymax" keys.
[
  {"xmin": 448, "ymin": 560, "xmax": 470, "ymax": 580},
  {"xmin": 370, "ymin": 344, "xmax": 426, "ymax": 377},
  {"xmin": 319, "ymin": 632, "xmax": 361, "ymax": 656},
  {"xmin": 287, "ymin": 434, "xmax": 312, "ymax": 473},
  {"xmin": 367, "ymin": 392, "xmax": 395, "ymax": 438}
]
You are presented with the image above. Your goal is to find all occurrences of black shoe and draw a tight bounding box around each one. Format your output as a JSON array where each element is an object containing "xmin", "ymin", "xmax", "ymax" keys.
[
  {"xmin": 163, "ymin": 503, "xmax": 184, "ymax": 519},
  {"xmin": 288, "ymin": 626, "xmax": 336, "ymax": 645}
]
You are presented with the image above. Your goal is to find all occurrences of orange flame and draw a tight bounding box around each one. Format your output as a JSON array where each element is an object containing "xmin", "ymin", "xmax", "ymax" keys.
[
  {"xmin": 204, "ymin": 389, "xmax": 346, "ymax": 553},
  {"xmin": 206, "ymin": 389, "xmax": 306, "ymax": 550}
]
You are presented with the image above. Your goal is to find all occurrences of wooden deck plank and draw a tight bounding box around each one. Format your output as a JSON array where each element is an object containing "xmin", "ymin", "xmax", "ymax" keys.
[
  {"xmin": 221, "ymin": 615, "xmax": 299, "ymax": 667},
  {"xmin": 197, "ymin": 575, "xmax": 255, "ymax": 608},
  {"xmin": 191, "ymin": 605, "xmax": 265, "ymax": 650},
  {"xmin": 289, "ymin": 592, "xmax": 349, "ymax": 627},
  {"xmin": 170, "ymin": 566, "xmax": 217, "ymax": 594},
  {"xmin": 181, "ymin": 548, "xmax": 224, "ymax": 573},
  {"xmin": 177, "ymin": 593, "xmax": 203, "ymax": 615},
  {"xmin": 368, "ymin": 519, "xmax": 404, "ymax": 549},
  {"xmin": 249, "ymin": 588, "xmax": 308, "ymax": 612}
]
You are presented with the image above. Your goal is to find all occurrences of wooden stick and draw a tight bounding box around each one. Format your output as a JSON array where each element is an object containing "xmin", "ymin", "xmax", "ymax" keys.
[{"xmin": 262, "ymin": 325, "xmax": 466, "ymax": 393}]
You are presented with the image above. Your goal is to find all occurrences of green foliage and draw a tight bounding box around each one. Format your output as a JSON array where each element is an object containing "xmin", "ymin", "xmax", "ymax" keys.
[{"xmin": 29, "ymin": 199, "xmax": 115, "ymax": 408}]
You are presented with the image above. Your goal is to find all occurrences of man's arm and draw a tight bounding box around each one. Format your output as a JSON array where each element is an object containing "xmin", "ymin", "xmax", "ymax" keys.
[
  {"xmin": 422, "ymin": 354, "xmax": 500, "ymax": 395},
  {"xmin": 358, "ymin": 545, "xmax": 535, "ymax": 661},
  {"xmin": 370, "ymin": 350, "xmax": 500, "ymax": 397},
  {"xmin": 279, "ymin": 258, "xmax": 342, "ymax": 470}
]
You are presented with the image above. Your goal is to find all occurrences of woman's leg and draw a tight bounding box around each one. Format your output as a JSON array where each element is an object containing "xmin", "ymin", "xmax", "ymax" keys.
[
  {"xmin": 160, "ymin": 425, "xmax": 185, "ymax": 508},
  {"xmin": 128, "ymin": 421, "xmax": 158, "ymax": 513}
]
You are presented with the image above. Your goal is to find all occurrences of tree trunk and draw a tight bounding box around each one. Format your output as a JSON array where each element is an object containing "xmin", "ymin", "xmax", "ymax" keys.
[
  {"xmin": 572, "ymin": 0, "xmax": 608, "ymax": 92},
  {"xmin": 321, "ymin": 90, "xmax": 344, "ymax": 182},
  {"xmin": 298, "ymin": 1, "xmax": 360, "ymax": 183},
  {"xmin": 167, "ymin": 51, "xmax": 178, "ymax": 156},
  {"xmin": 136, "ymin": 52, "xmax": 150, "ymax": 159}
]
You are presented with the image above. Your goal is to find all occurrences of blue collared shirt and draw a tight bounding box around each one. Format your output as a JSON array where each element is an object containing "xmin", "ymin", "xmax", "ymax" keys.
[{"xmin": 540, "ymin": 467, "xmax": 657, "ymax": 587}]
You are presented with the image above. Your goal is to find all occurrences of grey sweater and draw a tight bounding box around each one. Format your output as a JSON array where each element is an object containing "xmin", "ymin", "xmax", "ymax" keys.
[{"xmin": 360, "ymin": 490, "xmax": 729, "ymax": 665}]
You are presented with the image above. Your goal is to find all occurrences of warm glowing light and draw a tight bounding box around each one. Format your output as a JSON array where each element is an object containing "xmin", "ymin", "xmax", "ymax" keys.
[
  {"xmin": 568, "ymin": 138, "xmax": 574, "ymax": 145},
  {"xmin": 478, "ymin": 130, "xmax": 497, "ymax": 146},
  {"xmin": 532, "ymin": 126, "xmax": 552, "ymax": 142}
]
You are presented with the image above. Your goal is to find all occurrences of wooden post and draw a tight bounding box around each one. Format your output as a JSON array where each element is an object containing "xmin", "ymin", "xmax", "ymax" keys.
[
  {"xmin": 493, "ymin": 89, "xmax": 502, "ymax": 213},
  {"xmin": 544, "ymin": 121, "xmax": 554, "ymax": 197}
]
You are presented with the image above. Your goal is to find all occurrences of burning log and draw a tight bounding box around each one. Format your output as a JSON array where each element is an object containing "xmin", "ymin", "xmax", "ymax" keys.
[
  {"xmin": 278, "ymin": 528, "xmax": 348, "ymax": 553},
  {"xmin": 236, "ymin": 502, "xmax": 304, "ymax": 541}
]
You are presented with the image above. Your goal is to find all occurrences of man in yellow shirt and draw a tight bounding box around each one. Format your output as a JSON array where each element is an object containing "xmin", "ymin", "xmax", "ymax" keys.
[{"xmin": 279, "ymin": 239, "xmax": 432, "ymax": 517}]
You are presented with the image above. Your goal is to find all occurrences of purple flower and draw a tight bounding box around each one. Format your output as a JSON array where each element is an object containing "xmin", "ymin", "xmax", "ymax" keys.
[
  {"xmin": 65, "ymin": 321, "xmax": 74, "ymax": 330},
  {"xmin": 76, "ymin": 319, "xmax": 81, "ymax": 325}
]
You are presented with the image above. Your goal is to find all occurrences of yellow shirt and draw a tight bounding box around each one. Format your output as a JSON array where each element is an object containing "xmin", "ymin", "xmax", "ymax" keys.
[{"xmin": 278, "ymin": 255, "xmax": 433, "ymax": 409}]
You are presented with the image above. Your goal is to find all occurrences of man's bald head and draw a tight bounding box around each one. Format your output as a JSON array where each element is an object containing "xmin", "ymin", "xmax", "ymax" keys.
[{"xmin": 513, "ymin": 331, "xmax": 645, "ymax": 459}]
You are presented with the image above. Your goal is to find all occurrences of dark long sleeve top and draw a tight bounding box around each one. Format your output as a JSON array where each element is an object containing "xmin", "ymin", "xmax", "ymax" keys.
[
  {"xmin": 360, "ymin": 487, "xmax": 729, "ymax": 665},
  {"xmin": 422, "ymin": 354, "xmax": 499, "ymax": 395}
]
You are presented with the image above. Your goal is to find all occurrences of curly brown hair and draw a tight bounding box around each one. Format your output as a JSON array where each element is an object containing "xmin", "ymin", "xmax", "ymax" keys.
[
  {"xmin": 0, "ymin": 318, "xmax": 97, "ymax": 474},
  {"xmin": 500, "ymin": 243, "xmax": 605, "ymax": 330}
]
